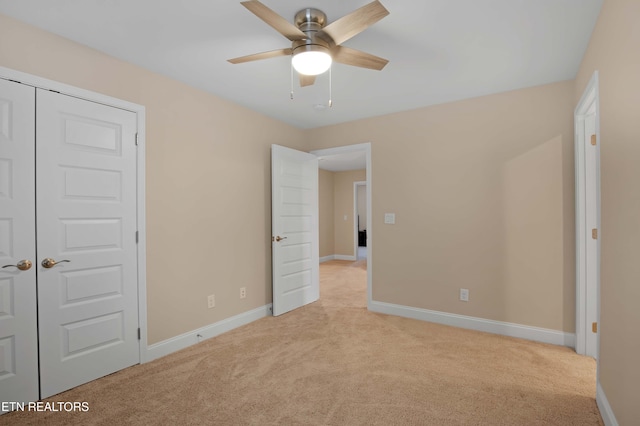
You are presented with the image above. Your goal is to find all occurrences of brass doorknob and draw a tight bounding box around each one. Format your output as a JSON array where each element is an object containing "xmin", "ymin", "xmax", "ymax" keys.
[
  {"xmin": 2, "ymin": 259, "xmax": 33, "ymax": 271},
  {"xmin": 275, "ymin": 236, "xmax": 287, "ymax": 242},
  {"xmin": 41, "ymin": 258, "xmax": 71, "ymax": 268}
]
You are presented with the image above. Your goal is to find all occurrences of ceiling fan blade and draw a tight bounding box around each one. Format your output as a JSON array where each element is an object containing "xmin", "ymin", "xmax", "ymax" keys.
[
  {"xmin": 228, "ymin": 48, "xmax": 292, "ymax": 64},
  {"xmin": 318, "ymin": 0, "xmax": 389, "ymax": 46},
  {"xmin": 299, "ymin": 74, "xmax": 316, "ymax": 87},
  {"xmin": 241, "ymin": 1, "xmax": 307, "ymax": 41},
  {"xmin": 332, "ymin": 46, "xmax": 388, "ymax": 70}
]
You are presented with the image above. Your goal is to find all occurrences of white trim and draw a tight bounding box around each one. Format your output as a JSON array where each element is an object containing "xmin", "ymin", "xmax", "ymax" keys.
[
  {"xmin": 321, "ymin": 254, "xmax": 362, "ymax": 262},
  {"xmin": 146, "ymin": 304, "xmax": 272, "ymax": 362},
  {"xmin": 0, "ymin": 66, "xmax": 142, "ymax": 113},
  {"xmin": 0, "ymin": 66, "xmax": 149, "ymax": 362},
  {"xmin": 311, "ymin": 143, "xmax": 372, "ymax": 307},
  {"xmin": 354, "ymin": 181, "xmax": 366, "ymax": 260},
  {"xmin": 136, "ymin": 111, "xmax": 149, "ymax": 363},
  {"xmin": 334, "ymin": 254, "xmax": 357, "ymax": 261},
  {"xmin": 574, "ymin": 70, "xmax": 601, "ymax": 359},
  {"xmin": 370, "ymin": 301, "xmax": 576, "ymax": 347},
  {"xmin": 596, "ymin": 382, "xmax": 619, "ymax": 426},
  {"xmin": 365, "ymin": 146, "xmax": 372, "ymax": 306}
]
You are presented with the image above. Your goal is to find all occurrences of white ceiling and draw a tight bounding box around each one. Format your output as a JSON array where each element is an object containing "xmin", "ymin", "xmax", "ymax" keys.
[{"xmin": 0, "ymin": 0, "xmax": 602, "ymax": 130}]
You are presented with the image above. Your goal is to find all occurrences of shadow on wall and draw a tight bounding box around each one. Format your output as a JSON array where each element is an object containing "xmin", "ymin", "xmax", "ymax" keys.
[{"xmin": 501, "ymin": 135, "xmax": 569, "ymax": 330}]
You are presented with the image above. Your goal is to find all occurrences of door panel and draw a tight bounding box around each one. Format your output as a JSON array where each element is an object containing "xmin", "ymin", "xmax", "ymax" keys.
[
  {"xmin": 0, "ymin": 79, "xmax": 38, "ymax": 408},
  {"xmin": 36, "ymin": 89, "xmax": 139, "ymax": 398},
  {"xmin": 271, "ymin": 144, "xmax": 319, "ymax": 316}
]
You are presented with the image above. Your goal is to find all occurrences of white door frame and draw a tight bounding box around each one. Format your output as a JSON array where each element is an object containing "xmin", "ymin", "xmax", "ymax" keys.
[
  {"xmin": 575, "ymin": 71, "xmax": 600, "ymax": 358},
  {"xmin": 353, "ymin": 181, "xmax": 366, "ymax": 259},
  {"xmin": 0, "ymin": 66, "xmax": 149, "ymax": 363},
  {"xmin": 311, "ymin": 143, "xmax": 372, "ymax": 307}
]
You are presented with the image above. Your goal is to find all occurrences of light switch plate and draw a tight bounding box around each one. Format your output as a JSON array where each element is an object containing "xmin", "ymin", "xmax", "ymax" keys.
[{"xmin": 384, "ymin": 213, "xmax": 395, "ymax": 224}]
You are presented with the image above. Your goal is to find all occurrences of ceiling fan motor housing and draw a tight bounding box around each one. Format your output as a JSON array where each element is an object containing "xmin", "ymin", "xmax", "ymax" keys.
[
  {"xmin": 292, "ymin": 8, "xmax": 331, "ymax": 57},
  {"xmin": 294, "ymin": 8, "xmax": 327, "ymax": 32}
]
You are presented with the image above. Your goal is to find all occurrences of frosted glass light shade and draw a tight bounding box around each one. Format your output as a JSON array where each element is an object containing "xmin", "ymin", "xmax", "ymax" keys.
[{"xmin": 292, "ymin": 51, "xmax": 332, "ymax": 76}]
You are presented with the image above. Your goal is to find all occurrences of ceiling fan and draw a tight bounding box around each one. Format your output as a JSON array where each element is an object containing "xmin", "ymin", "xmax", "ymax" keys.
[{"xmin": 228, "ymin": 0, "xmax": 390, "ymax": 87}]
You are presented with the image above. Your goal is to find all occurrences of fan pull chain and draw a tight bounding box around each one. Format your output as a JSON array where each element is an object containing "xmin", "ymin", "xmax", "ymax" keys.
[
  {"xmin": 290, "ymin": 59, "xmax": 294, "ymax": 100},
  {"xmin": 328, "ymin": 65, "xmax": 333, "ymax": 108}
]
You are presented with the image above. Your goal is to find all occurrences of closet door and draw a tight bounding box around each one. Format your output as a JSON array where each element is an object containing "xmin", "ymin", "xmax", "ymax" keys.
[
  {"xmin": 36, "ymin": 89, "xmax": 139, "ymax": 398},
  {"xmin": 0, "ymin": 80, "xmax": 39, "ymax": 407}
]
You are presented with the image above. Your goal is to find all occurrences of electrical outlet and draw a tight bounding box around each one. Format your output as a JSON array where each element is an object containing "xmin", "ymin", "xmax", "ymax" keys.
[
  {"xmin": 459, "ymin": 288, "xmax": 469, "ymax": 302},
  {"xmin": 240, "ymin": 287, "xmax": 246, "ymax": 299},
  {"xmin": 207, "ymin": 294, "xmax": 215, "ymax": 308}
]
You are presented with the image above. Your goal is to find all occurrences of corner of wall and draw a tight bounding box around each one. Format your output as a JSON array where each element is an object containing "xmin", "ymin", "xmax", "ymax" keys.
[{"xmin": 596, "ymin": 382, "xmax": 619, "ymax": 426}]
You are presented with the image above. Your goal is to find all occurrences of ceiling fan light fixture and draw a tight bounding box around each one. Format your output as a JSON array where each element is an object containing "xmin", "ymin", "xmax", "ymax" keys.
[{"xmin": 292, "ymin": 45, "xmax": 332, "ymax": 76}]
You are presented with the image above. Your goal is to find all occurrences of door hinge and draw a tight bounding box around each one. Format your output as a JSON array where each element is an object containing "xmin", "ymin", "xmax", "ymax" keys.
[
  {"xmin": 592, "ymin": 322, "xmax": 598, "ymax": 333},
  {"xmin": 135, "ymin": 133, "xmax": 139, "ymax": 146},
  {"xmin": 592, "ymin": 228, "xmax": 598, "ymax": 239},
  {"xmin": 137, "ymin": 328, "xmax": 141, "ymax": 340},
  {"xmin": 135, "ymin": 231, "xmax": 139, "ymax": 243},
  {"xmin": 590, "ymin": 134, "xmax": 596, "ymax": 146}
]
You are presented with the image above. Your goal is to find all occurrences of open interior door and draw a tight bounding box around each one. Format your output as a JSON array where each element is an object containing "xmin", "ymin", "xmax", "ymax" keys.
[{"xmin": 271, "ymin": 144, "xmax": 319, "ymax": 316}]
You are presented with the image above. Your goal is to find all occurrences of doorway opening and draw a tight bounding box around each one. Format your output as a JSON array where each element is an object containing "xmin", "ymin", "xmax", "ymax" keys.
[{"xmin": 311, "ymin": 143, "xmax": 372, "ymax": 308}]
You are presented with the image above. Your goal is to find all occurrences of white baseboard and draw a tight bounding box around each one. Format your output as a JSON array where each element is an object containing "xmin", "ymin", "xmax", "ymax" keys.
[
  {"xmin": 145, "ymin": 304, "xmax": 272, "ymax": 362},
  {"xmin": 320, "ymin": 254, "xmax": 357, "ymax": 262},
  {"xmin": 596, "ymin": 382, "xmax": 619, "ymax": 426},
  {"xmin": 334, "ymin": 254, "xmax": 357, "ymax": 261},
  {"xmin": 369, "ymin": 301, "xmax": 575, "ymax": 347}
]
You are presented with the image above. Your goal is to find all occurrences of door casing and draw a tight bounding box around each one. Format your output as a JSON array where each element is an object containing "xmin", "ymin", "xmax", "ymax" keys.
[
  {"xmin": 575, "ymin": 70, "xmax": 600, "ymax": 360},
  {"xmin": 354, "ymin": 181, "xmax": 366, "ymax": 259},
  {"xmin": 0, "ymin": 66, "xmax": 149, "ymax": 363}
]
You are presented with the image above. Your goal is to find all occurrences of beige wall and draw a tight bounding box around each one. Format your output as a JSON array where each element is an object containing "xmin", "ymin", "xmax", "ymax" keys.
[
  {"xmin": 318, "ymin": 169, "xmax": 335, "ymax": 258},
  {"xmin": 0, "ymin": 14, "xmax": 305, "ymax": 344},
  {"xmin": 0, "ymin": 11, "xmax": 602, "ymax": 387},
  {"xmin": 575, "ymin": 0, "xmax": 640, "ymax": 423},
  {"xmin": 308, "ymin": 81, "xmax": 576, "ymax": 332},
  {"xmin": 333, "ymin": 170, "xmax": 366, "ymax": 256},
  {"xmin": 318, "ymin": 169, "xmax": 366, "ymax": 257}
]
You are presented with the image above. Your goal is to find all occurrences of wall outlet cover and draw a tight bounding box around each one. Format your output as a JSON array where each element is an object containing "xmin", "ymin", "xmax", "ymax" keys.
[{"xmin": 384, "ymin": 213, "xmax": 396, "ymax": 224}]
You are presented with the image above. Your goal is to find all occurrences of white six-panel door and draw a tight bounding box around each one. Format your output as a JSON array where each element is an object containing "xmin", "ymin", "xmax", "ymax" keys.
[
  {"xmin": 0, "ymin": 79, "xmax": 39, "ymax": 408},
  {"xmin": 0, "ymin": 78, "xmax": 140, "ymax": 406},
  {"xmin": 271, "ymin": 144, "xmax": 319, "ymax": 316},
  {"xmin": 36, "ymin": 89, "xmax": 140, "ymax": 398}
]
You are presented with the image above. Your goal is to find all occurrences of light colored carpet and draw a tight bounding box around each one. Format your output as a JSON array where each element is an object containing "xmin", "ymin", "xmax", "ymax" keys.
[{"xmin": 2, "ymin": 260, "xmax": 602, "ymax": 425}]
